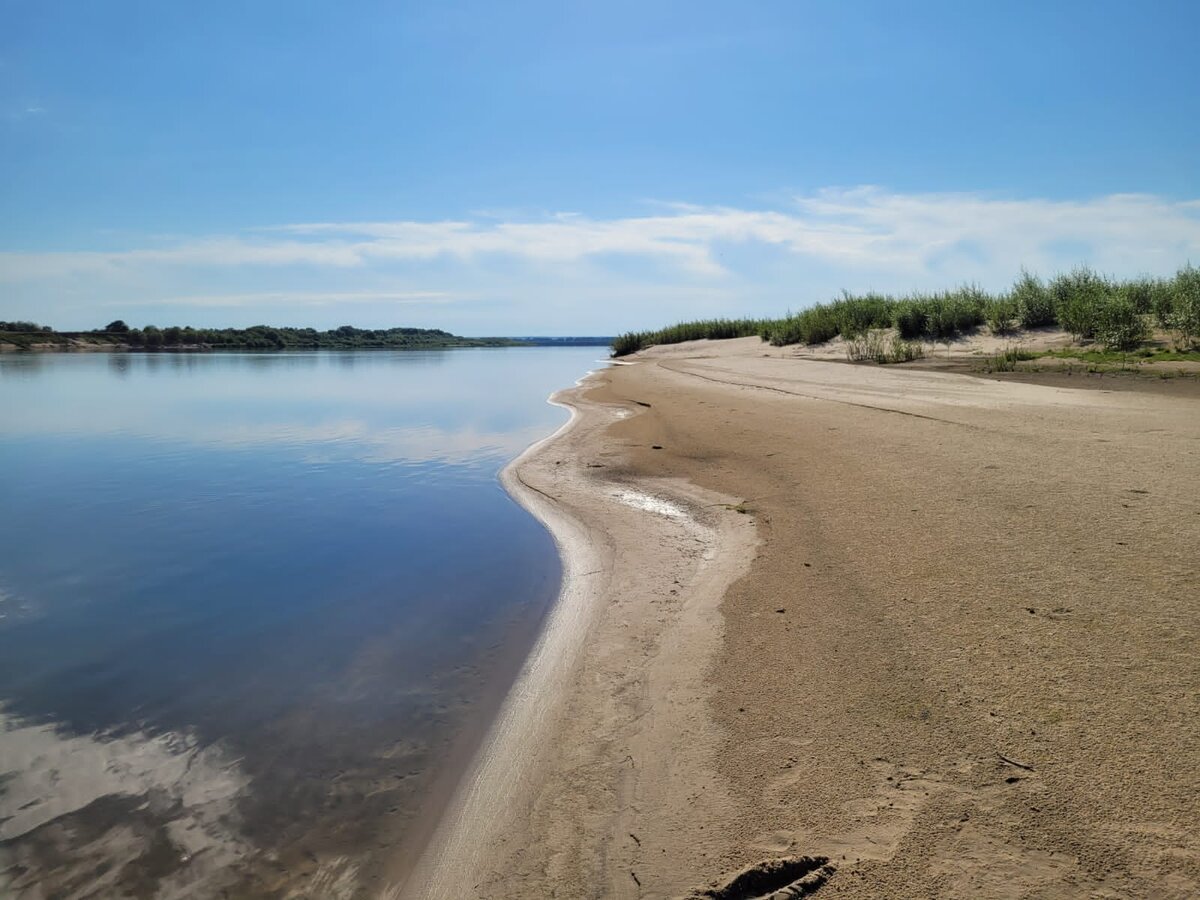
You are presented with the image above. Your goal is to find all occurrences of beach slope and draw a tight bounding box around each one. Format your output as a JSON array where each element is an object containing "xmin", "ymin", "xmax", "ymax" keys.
[{"xmin": 408, "ymin": 337, "xmax": 1199, "ymax": 899}]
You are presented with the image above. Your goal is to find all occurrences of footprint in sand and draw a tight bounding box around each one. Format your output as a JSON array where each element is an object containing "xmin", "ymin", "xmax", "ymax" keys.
[{"xmin": 684, "ymin": 855, "xmax": 836, "ymax": 899}]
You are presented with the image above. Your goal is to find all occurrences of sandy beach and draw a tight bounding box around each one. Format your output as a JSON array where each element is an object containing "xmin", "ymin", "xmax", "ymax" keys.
[{"xmin": 405, "ymin": 337, "xmax": 1199, "ymax": 899}]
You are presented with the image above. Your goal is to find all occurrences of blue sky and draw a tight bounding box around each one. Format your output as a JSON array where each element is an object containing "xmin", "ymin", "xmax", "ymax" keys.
[{"xmin": 3, "ymin": 0, "xmax": 1198, "ymax": 333}]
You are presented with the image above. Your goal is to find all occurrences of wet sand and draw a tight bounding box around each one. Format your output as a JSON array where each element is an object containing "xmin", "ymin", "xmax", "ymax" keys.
[{"xmin": 408, "ymin": 337, "xmax": 1199, "ymax": 899}]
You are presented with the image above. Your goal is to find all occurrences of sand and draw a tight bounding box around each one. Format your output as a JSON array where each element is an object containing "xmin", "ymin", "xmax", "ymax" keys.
[{"xmin": 403, "ymin": 337, "xmax": 1199, "ymax": 899}]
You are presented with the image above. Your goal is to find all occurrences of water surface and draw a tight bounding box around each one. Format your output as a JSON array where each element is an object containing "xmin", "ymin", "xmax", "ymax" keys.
[{"xmin": 0, "ymin": 347, "xmax": 598, "ymax": 897}]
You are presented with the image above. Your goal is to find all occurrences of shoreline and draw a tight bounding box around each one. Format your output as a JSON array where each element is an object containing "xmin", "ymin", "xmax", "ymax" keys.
[
  {"xmin": 399, "ymin": 375, "xmax": 607, "ymax": 898},
  {"xmin": 400, "ymin": 366, "xmax": 758, "ymax": 898},
  {"xmin": 402, "ymin": 337, "xmax": 1199, "ymax": 898}
]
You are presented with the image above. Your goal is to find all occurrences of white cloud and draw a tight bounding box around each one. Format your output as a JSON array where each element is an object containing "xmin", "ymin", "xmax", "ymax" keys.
[
  {"xmin": 5, "ymin": 188, "xmax": 1198, "ymax": 282},
  {"xmin": 4, "ymin": 188, "xmax": 1198, "ymax": 329},
  {"xmin": 0, "ymin": 707, "xmax": 248, "ymax": 895},
  {"xmin": 1, "ymin": 411, "xmax": 551, "ymax": 467},
  {"xmin": 785, "ymin": 187, "xmax": 1200, "ymax": 273},
  {"xmin": 3, "ymin": 103, "xmax": 47, "ymax": 123}
]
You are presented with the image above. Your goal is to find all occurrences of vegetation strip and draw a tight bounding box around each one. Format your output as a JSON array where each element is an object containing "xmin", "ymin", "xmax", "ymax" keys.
[{"xmin": 611, "ymin": 265, "xmax": 1200, "ymax": 358}]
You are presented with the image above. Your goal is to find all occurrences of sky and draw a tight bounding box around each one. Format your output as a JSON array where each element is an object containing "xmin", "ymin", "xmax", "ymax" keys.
[{"xmin": 2, "ymin": 0, "xmax": 1198, "ymax": 335}]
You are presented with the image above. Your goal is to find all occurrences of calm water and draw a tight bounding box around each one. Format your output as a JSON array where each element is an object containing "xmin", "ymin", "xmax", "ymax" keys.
[{"xmin": 0, "ymin": 347, "xmax": 599, "ymax": 897}]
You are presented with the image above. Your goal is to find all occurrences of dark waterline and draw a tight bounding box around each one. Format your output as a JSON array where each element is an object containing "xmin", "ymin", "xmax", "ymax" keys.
[{"xmin": 0, "ymin": 347, "xmax": 599, "ymax": 896}]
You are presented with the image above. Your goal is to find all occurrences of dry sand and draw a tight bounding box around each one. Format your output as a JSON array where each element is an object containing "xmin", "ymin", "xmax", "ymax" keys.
[{"xmin": 404, "ymin": 337, "xmax": 1199, "ymax": 899}]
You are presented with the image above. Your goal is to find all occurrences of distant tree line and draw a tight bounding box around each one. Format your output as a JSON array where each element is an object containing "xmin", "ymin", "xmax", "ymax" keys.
[
  {"xmin": 1, "ymin": 319, "xmax": 522, "ymax": 351},
  {"xmin": 93, "ymin": 321, "xmax": 517, "ymax": 350},
  {"xmin": 0, "ymin": 320, "xmax": 54, "ymax": 332}
]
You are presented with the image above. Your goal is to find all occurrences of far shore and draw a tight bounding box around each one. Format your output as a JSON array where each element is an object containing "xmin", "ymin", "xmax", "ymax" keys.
[
  {"xmin": 403, "ymin": 336, "xmax": 1200, "ymax": 898},
  {"xmin": 0, "ymin": 327, "xmax": 613, "ymax": 354}
]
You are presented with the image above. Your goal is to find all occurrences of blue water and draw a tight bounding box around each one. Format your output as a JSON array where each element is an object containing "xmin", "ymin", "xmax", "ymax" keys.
[{"xmin": 0, "ymin": 347, "xmax": 598, "ymax": 895}]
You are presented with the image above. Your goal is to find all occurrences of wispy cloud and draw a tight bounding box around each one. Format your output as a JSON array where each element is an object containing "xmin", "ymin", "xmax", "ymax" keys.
[
  {"xmin": 4, "ymin": 188, "xmax": 1198, "ymax": 329},
  {"xmin": 2, "ymin": 410, "xmax": 550, "ymax": 467},
  {"xmin": 787, "ymin": 187, "xmax": 1200, "ymax": 271},
  {"xmin": 0, "ymin": 706, "xmax": 247, "ymax": 894},
  {"xmin": 4, "ymin": 103, "xmax": 48, "ymax": 124},
  {"xmin": 5, "ymin": 188, "xmax": 1198, "ymax": 286}
]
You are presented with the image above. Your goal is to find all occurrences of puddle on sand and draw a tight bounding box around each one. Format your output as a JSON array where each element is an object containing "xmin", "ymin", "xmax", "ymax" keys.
[
  {"xmin": 609, "ymin": 486, "xmax": 722, "ymax": 563},
  {"xmin": 612, "ymin": 488, "xmax": 691, "ymax": 520}
]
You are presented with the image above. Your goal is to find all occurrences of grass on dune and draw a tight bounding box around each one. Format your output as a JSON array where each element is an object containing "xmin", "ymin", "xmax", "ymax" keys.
[
  {"xmin": 610, "ymin": 318, "xmax": 768, "ymax": 357},
  {"xmin": 978, "ymin": 345, "xmax": 1040, "ymax": 373},
  {"xmin": 844, "ymin": 331, "xmax": 925, "ymax": 364}
]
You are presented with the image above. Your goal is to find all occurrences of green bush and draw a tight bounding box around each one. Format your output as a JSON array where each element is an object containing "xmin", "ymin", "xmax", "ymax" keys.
[
  {"xmin": 845, "ymin": 330, "xmax": 886, "ymax": 361},
  {"xmin": 832, "ymin": 293, "xmax": 893, "ymax": 337},
  {"xmin": 611, "ymin": 318, "xmax": 766, "ymax": 357},
  {"xmin": 985, "ymin": 295, "xmax": 1019, "ymax": 334},
  {"xmin": 1094, "ymin": 295, "xmax": 1149, "ymax": 351},
  {"xmin": 1120, "ymin": 276, "xmax": 1167, "ymax": 315},
  {"xmin": 761, "ymin": 305, "xmax": 840, "ymax": 346},
  {"xmin": 845, "ymin": 331, "xmax": 924, "ymax": 363},
  {"xmin": 886, "ymin": 335, "xmax": 924, "ymax": 363},
  {"xmin": 981, "ymin": 344, "xmax": 1038, "ymax": 372},
  {"xmin": 891, "ymin": 300, "xmax": 927, "ymax": 340},
  {"xmin": 1051, "ymin": 267, "xmax": 1111, "ymax": 340},
  {"xmin": 1012, "ymin": 270, "xmax": 1056, "ymax": 328},
  {"xmin": 1169, "ymin": 264, "xmax": 1200, "ymax": 348},
  {"xmin": 1152, "ymin": 284, "xmax": 1176, "ymax": 328},
  {"xmin": 611, "ymin": 332, "xmax": 646, "ymax": 356},
  {"xmin": 922, "ymin": 288, "xmax": 986, "ymax": 340}
]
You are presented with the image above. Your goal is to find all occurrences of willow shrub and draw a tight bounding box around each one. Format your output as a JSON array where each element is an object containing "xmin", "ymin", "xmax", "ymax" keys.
[
  {"xmin": 611, "ymin": 318, "xmax": 766, "ymax": 357},
  {"xmin": 985, "ymin": 295, "xmax": 1019, "ymax": 334},
  {"xmin": 1168, "ymin": 265, "xmax": 1200, "ymax": 348},
  {"xmin": 1012, "ymin": 270, "xmax": 1056, "ymax": 328},
  {"xmin": 1093, "ymin": 295, "xmax": 1150, "ymax": 351},
  {"xmin": 1051, "ymin": 267, "xmax": 1111, "ymax": 340}
]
